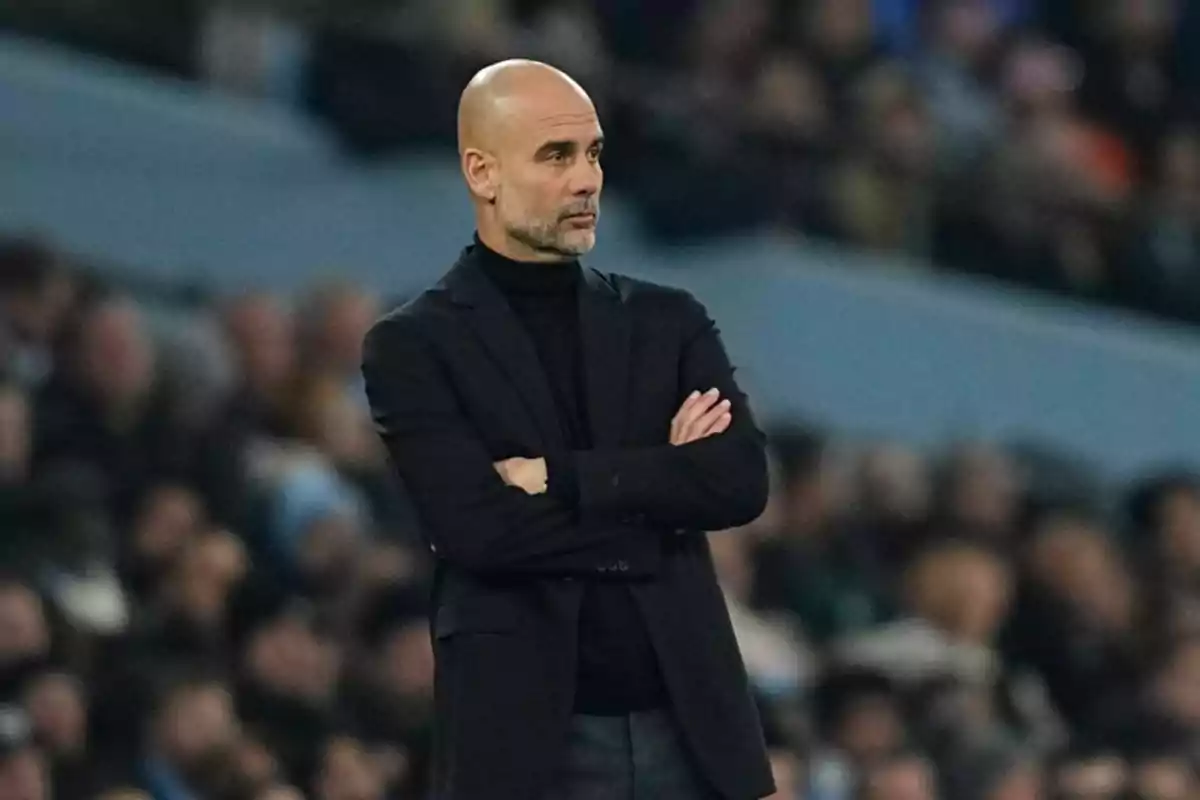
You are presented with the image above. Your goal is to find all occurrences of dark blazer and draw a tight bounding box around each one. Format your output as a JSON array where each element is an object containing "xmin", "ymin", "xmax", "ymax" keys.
[{"xmin": 361, "ymin": 244, "xmax": 775, "ymax": 800}]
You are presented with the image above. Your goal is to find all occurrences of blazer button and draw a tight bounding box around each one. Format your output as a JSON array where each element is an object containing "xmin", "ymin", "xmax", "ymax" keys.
[{"xmin": 610, "ymin": 473, "xmax": 621, "ymax": 487}]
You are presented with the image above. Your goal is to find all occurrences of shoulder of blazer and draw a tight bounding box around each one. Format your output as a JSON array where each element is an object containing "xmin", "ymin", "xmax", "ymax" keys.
[
  {"xmin": 370, "ymin": 283, "xmax": 457, "ymax": 331},
  {"xmin": 360, "ymin": 286, "xmax": 456, "ymax": 366}
]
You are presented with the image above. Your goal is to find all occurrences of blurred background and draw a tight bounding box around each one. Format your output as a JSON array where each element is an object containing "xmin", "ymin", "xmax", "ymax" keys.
[{"xmin": 2, "ymin": 0, "xmax": 1200, "ymax": 798}]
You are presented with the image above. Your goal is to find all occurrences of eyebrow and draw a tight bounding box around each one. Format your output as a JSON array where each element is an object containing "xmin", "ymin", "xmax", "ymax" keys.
[{"xmin": 534, "ymin": 136, "xmax": 605, "ymax": 158}]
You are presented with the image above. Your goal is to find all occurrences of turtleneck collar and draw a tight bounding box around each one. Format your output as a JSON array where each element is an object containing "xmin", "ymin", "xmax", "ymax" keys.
[{"xmin": 472, "ymin": 233, "xmax": 581, "ymax": 297}]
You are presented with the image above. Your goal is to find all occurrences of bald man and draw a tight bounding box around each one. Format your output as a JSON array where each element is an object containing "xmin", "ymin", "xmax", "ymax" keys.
[{"xmin": 362, "ymin": 60, "xmax": 775, "ymax": 800}]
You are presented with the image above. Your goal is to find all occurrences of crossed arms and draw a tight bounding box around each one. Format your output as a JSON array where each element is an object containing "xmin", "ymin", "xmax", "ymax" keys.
[
  {"xmin": 361, "ymin": 293, "xmax": 768, "ymax": 577},
  {"xmin": 492, "ymin": 387, "xmax": 733, "ymax": 493}
]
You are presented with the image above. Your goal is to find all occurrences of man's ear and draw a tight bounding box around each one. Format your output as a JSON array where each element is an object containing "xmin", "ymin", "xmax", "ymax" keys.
[{"xmin": 462, "ymin": 149, "xmax": 497, "ymax": 203}]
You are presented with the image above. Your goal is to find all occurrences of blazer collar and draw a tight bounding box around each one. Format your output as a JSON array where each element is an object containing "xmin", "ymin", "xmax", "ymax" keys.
[{"xmin": 440, "ymin": 244, "xmax": 631, "ymax": 449}]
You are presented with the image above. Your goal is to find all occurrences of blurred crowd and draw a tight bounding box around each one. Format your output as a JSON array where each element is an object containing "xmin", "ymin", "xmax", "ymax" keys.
[
  {"xmin": 7, "ymin": 0, "xmax": 1200, "ymax": 324},
  {"xmin": 3, "ymin": 225, "xmax": 1200, "ymax": 800},
  {"xmin": 0, "ymin": 235, "xmax": 432, "ymax": 800}
]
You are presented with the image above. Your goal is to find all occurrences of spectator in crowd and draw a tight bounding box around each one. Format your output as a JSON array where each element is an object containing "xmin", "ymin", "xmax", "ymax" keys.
[
  {"xmin": 218, "ymin": 292, "xmax": 298, "ymax": 444},
  {"xmin": 295, "ymin": 281, "xmax": 378, "ymax": 403},
  {"xmin": 0, "ymin": 581, "xmax": 52, "ymax": 696},
  {"xmin": 915, "ymin": 0, "xmax": 1005, "ymax": 177},
  {"xmin": 21, "ymin": 669, "xmax": 91, "ymax": 797},
  {"xmin": 1122, "ymin": 128, "xmax": 1200, "ymax": 322},
  {"xmin": 1003, "ymin": 506, "xmax": 1145, "ymax": 732},
  {"xmin": 0, "ymin": 237, "xmax": 74, "ymax": 390},
  {"xmin": 138, "ymin": 675, "xmax": 240, "ymax": 799}
]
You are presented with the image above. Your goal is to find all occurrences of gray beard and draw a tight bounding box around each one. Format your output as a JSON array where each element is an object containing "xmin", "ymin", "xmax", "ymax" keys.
[{"xmin": 506, "ymin": 222, "xmax": 581, "ymax": 259}]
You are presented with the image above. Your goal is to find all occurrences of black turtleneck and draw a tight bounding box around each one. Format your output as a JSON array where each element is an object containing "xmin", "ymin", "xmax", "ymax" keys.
[
  {"xmin": 474, "ymin": 235, "xmax": 667, "ymax": 715},
  {"xmin": 474, "ymin": 237, "xmax": 591, "ymax": 474}
]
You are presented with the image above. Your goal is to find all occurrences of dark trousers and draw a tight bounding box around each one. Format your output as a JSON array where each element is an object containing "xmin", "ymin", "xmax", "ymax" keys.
[{"xmin": 550, "ymin": 709, "xmax": 724, "ymax": 800}]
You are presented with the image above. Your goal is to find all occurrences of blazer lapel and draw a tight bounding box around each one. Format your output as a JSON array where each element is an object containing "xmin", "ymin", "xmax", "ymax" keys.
[
  {"xmin": 579, "ymin": 267, "xmax": 630, "ymax": 447},
  {"xmin": 441, "ymin": 250, "xmax": 565, "ymax": 451}
]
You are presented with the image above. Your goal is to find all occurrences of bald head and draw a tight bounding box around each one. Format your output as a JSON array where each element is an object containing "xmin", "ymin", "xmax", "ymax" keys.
[
  {"xmin": 457, "ymin": 59, "xmax": 594, "ymax": 154},
  {"xmin": 456, "ymin": 60, "xmax": 604, "ymax": 261}
]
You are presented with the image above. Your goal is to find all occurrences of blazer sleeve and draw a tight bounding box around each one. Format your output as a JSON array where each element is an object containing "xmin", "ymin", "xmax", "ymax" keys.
[
  {"xmin": 569, "ymin": 291, "xmax": 769, "ymax": 531},
  {"xmin": 362, "ymin": 314, "xmax": 648, "ymax": 576}
]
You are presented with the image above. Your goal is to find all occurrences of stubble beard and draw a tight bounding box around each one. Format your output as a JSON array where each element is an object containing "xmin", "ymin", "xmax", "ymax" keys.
[{"xmin": 506, "ymin": 218, "xmax": 593, "ymax": 259}]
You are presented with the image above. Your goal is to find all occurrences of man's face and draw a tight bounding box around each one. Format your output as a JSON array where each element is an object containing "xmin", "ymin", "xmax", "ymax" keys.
[
  {"xmin": 22, "ymin": 673, "xmax": 87, "ymax": 755},
  {"xmin": 157, "ymin": 684, "xmax": 237, "ymax": 768},
  {"xmin": 245, "ymin": 616, "xmax": 342, "ymax": 702},
  {"xmin": 75, "ymin": 301, "xmax": 154, "ymax": 408},
  {"xmin": 492, "ymin": 98, "xmax": 604, "ymax": 259},
  {"xmin": 224, "ymin": 295, "xmax": 295, "ymax": 391}
]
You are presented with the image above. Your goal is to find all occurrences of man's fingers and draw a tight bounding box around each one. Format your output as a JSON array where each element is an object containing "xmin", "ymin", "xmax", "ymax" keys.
[
  {"xmin": 672, "ymin": 390, "xmax": 702, "ymax": 425},
  {"xmin": 689, "ymin": 398, "xmax": 731, "ymax": 439},
  {"xmin": 670, "ymin": 394, "xmax": 694, "ymax": 442},
  {"xmin": 707, "ymin": 412, "xmax": 732, "ymax": 436},
  {"xmin": 672, "ymin": 390, "xmax": 709, "ymax": 444},
  {"xmin": 690, "ymin": 411, "xmax": 731, "ymax": 443},
  {"xmin": 678, "ymin": 389, "xmax": 720, "ymax": 424},
  {"xmin": 671, "ymin": 389, "xmax": 724, "ymax": 445}
]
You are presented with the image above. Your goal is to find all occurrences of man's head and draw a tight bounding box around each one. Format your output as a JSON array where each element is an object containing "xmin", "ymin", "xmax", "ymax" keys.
[
  {"xmin": 164, "ymin": 530, "xmax": 247, "ymax": 629},
  {"xmin": 220, "ymin": 292, "xmax": 295, "ymax": 396},
  {"xmin": 457, "ymin": 59, "xmax": 603, "ymax": 261},
  {"xmin": 151, "ymin": 677, "xmax": 237, "ymax": 772},
  {"xmin": 0, "ymin": 237, "xmax": 74, "ymax": 345},
  {"xmin": 68, "ymin": 295, "xmax": 155, "ymax": 411},
  {"xmin": 21, "ymin": 670, "xmax": 88, "ymax": 757},
  {"xmin": 296, "ymin": 282, "xmax": 377, "ymax": 380},
  {"xmin": 903, "ymin": 540, "xmax": 1013, "ymax": 645}
]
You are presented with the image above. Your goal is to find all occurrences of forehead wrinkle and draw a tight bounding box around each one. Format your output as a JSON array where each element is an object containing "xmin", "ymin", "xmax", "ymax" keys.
[{"xmin": 537, "ymin": 112, "xmax": 599, "ymax": 126}]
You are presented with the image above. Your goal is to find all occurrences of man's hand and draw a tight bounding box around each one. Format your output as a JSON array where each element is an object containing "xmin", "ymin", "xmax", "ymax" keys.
[
  {"xmin": 670, "ymin": 387, "xmax": 732, "ymax": 446},
  {"xmin": 493, "ymin": 456, "xmax": 548, "ymax": 495}
]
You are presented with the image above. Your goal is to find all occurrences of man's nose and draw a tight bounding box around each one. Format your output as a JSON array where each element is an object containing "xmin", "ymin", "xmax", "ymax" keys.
[{"xmin": 569, "ymin": 161, "xmax": 601, "ymax": 196}]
